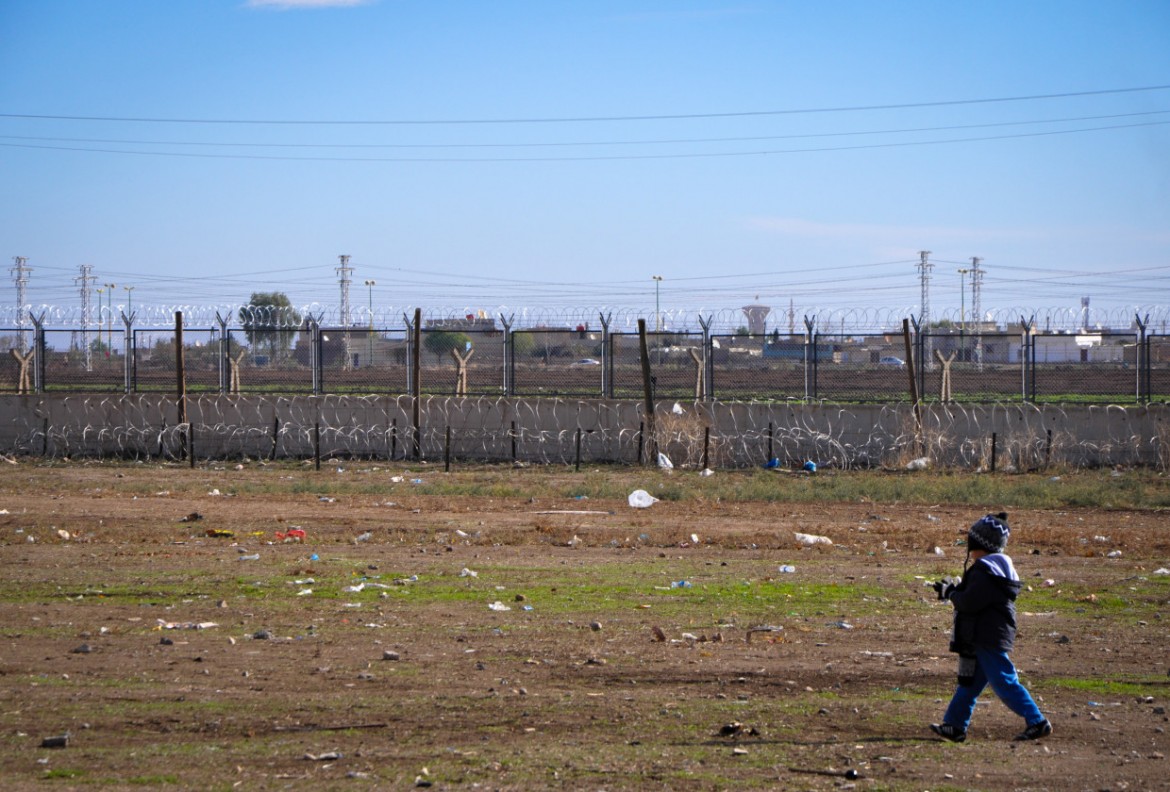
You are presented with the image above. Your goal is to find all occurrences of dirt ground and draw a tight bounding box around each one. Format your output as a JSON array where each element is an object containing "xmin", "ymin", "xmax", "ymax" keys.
[{"xmin": 0, "ymin": 462, "xmax": 1167, "ymax": 791}]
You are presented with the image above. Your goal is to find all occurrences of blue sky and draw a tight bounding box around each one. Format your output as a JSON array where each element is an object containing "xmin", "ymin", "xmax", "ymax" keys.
[{"xmin": 1, "ymin": 0, "xmax": 1168, "ymax": 330}]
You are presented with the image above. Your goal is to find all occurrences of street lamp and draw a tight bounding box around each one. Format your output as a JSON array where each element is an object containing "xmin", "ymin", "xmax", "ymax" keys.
[
  {"xmin": 104, "ymin": 283, "xmax": 116, "ymax": 356},
  {"xmin": 652, "ymin": 275, "xmax": 663, "ymax": 333},
  {"xmin": 364, "ymin": 279, "xmax": 376, "ymax": 366},
  {"xmin": 123, "ymin": 285, "xmax": 134, "ymax": 315},
  {"xmin": 957, "ymin": 268, "xmax": 970, "ymax": 360}
]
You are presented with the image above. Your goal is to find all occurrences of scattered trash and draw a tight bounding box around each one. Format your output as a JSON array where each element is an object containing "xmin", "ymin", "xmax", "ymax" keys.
[
  {"xmin": 522, "ymin": 605, "xmax": 534, "ymax": 611},
  {"xmin": 455, "ymin": 529, "xmax": 469, "ymax": 538},
  {"xmin": 651, "ymin": 626, "xmax": 667, "ymax": 642},
  {"xmin": 275, "ymin": 528, "xmax": 306, "ymax": 542},
  {"xmin": 309, "ymin": 553, "xmax": 319, "ymax": 561},
  {"xmin": 383, "ymin": 650, "xmax": 401, "ymax": 661},
  {"xmin": 179, "ymin": 512, "xmax": 203, "ymax": 522},
  {"xmin": 672, "ymin": 402, "xmax": 685, "ymax": 415},
  {"xmin": 1044, "ymin": 578, "xmax": 1056, "ymax": 587},
  {"xmin": 690, "ymin": 533, "xmax": 700, "ymax": 544},
  {"xmin": 1107, "ymin": 550, "xmax": 1122, "ymax": 558},
  {"xmin": 71, "ymin": 643, "xmax": 92, "ymax": 654},
  {"xmin": 933, "ymin": 547, "xmax": 946, "ymax": 556},
  {"xmin": 670, "ymin": 580, "xmax": 692, "ymax": 589},
  {"xmin": 488, "ymin": 601, "xmax": 512, "ymax": 611},
  {"xmin": 802, "ymin": 461, "xmax": 817, "ymax": 473},
  {"xmin": 205, "ymin": 529, "xmax": 234, "ymax": 538},
  {"xmin": 906, "ymin": 457, "xmax": 930, "ymax": 471},
  {"xmin": 590, "ymin": 621, "xmax": 603, "ymax": 631},
  {"xmin": 699, "ymin": 468, "xmax": 714, "ymax": 477},
  {"xmin": 318, "ymin": 496, "xmax": 336, "ymax": 503},
  {"xmin": 253, "ymin": 630, "xmax": 273, "ymax": 640},
  {"xmin": 343, "ymin": 583, "xmax": 365, "ymax": 593},
  {"xmin": 238, "ymin": 553, "xmax": 260, "ymax": 561},
  {"xmin": 764, "ymin": 458, "xmax": 780, "ymax": 469},
  {"xmin": 657, "ymin": 452, "xmax": 674, "ymax": 469},
  {"xmin": 411, "ymin": 479, "xmax": 424, "ymax": 485},
  {"xmin": 304, "ymin": 751, "xmax": 342, "ymax": 761},
  {"xmin": 628, "ymin": 490, "xmax": 658, "ymax": 508},
  {"xmin": 778, "ymin": 565, "xmax": 796, "ymax": 573},
  {"xmin": 157, "ymin": 620, "xmax": 219, "ymax": 630},
  {"xmin": 459, "ymin": 568, "xmax": 478, "ymax": 578},
  {"xmin": 296, "ymin": 589, "xmax": 312, "ymax": 596},
  {"xmin": 56, "ymin": 529, "xmax": 71, "ymax": 541},
  {"xmin": 831, "ymin": 621, "xmax": 854, "ymax": 630},
  {"xmin": 1154, "ymin": 568, "xmax": 1170, "ymax": 576},
  {"xmin": 354, "ymin": 532, "xmax": 373, "ymax": 543},
  {"xmin": 208, "ymin": 488, "xmax": 222, "ymax": 496},
  {"xmin": 794, "ymin": 532, "xmax": 832, "ymax": 546},
  {"xmin": 390, "ymin": 475, "xmax": 404, "ymax": 483},
  {"xmin": 40, "ymin": 735, "xmax": 69, "ymax": 749}
]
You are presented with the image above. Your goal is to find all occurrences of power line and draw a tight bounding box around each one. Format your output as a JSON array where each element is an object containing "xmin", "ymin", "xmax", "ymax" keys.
[
  {"xmin": 2, "ymin": 85, "xmax": 1167, "ymax": 126},
  {"xmin": 3, "ymin": 110, "xmax": 1166, "ymax": 151},
  {"xmin": 3, "ymin": 119, "xmax": 1167, "ymax": 162}
]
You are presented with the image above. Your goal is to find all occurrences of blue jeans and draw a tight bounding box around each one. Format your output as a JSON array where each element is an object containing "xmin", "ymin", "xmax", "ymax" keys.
[{"xmin": 943, "ymin": 647, "xmax": 1045, "ymax": 731}]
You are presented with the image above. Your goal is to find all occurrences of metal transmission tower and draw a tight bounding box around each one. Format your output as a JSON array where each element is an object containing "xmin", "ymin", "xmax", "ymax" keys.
[
  {"xmin": 336, "ymin": 254, "xmax": 354, "ymax": 370},
  {"xmin": 969, "ymin": 257, "xmax": 984, "ymax": 370},
  {"xmin": 917, "ymin": 250, "xmax": 933, "ymax": 368},
  {"xmin": 10, "ymin": 256, "xmax": 32, "ymax": 354},
  {"xmin": 75, "ymin": 264, "xmax": 97, "ymax": 371}
]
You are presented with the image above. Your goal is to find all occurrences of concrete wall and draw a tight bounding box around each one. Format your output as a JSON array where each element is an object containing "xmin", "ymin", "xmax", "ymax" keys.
[{"xmin": 0, "ymin": 394, "xmax": 1165, "ymax": 469}]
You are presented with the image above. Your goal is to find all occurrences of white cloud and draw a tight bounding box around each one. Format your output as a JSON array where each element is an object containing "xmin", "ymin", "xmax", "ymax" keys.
[{"xmin": 244, "ymin": 0, "xmax": 374, "ymax": 9}]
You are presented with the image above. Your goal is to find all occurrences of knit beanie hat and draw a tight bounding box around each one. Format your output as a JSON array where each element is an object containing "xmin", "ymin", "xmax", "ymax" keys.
[{"xmin": 968, "ymin": 512, "xmax": 1010, "ymax": 553}]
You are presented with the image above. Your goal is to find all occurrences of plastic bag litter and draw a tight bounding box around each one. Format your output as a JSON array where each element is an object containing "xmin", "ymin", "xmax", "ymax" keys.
[
  {"xmin": 657, "ymin": 452, "xmax": 674, "ymax": 469},
  {"xmin": 672, "ymin": 402, "xmax": 685, "ymax": 415},
  {"xmin": 628, "ymin": 490, "xmax": 659, "ymax": 508},
  {"xmin": 778, "ymin": 564, "xmax": 796, "ymax": 573},
  {"xmin": 488, "ymin": 601, "xmax": 511, "ymax": 611},
  {"xmin": 699, "ymin": 468, "xmax": 714, "ymax": 477},
  {"xmin": 906, "ymin": 457, "xmax": 930, "ymax": 471},
  {"xmin": 793, "ymin": 532, "xmax": 832, "ymax": 546}
]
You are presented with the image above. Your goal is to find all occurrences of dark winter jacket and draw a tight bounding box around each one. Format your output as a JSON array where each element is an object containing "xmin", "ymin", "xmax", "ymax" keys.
[{"xmin": 948, "ymin": 553, "xmax": 1022, "ymax": 654}]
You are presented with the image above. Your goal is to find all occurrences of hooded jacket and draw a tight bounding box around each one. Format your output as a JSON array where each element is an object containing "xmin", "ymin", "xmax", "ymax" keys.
[{"xmin": 948, "ymin": 553, "xmax": 1022, "ymax": 654}]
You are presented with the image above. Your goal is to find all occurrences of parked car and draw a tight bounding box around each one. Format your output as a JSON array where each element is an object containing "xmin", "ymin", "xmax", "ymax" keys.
[
  {"xmin": 571, "ymin": 358, "xmax": 601, "ymax": 366},
  {"xmin": 878, "ymin": 356, "xmax": 906, "ymax": 368}
]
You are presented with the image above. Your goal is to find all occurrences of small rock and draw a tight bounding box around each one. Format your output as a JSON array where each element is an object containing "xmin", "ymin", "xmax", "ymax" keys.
[
  {"xmin": 40, "ymin": 735, "xmax": 69, "ymax": 749},
  {"xmin": 71, "ymin": 644, "xmax": 92, "ymax": 654},
  {"xmin": 590, "ymin": 621, "xmax": 603, "ymax": 632},
  {"xmin": 253, "ymin": 630, "xmax": 273, "ymax": 640},
  {"xmin": 383, "ymin": 650, "xmax": 401, "ymax": 661},
  {"xmin": 159, "ymin": 637, "xmax": 174, "ymax": 646}
]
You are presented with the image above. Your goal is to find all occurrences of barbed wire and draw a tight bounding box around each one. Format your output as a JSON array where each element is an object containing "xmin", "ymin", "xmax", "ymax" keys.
[{"xmin": 2, "ymin": 302, "xmax": 1167, "ymax": 334}]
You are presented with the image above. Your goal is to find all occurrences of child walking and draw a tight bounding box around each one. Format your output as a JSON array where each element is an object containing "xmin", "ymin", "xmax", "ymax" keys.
[{"xmin": 931, "ymin": 512, "xmax": 1052, "ymax": 742}]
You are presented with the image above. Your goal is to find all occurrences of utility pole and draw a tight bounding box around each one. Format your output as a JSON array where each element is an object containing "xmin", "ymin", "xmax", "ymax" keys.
[
  {"xmin": 364, "ymin": 279, "xmax": 376, "ymax": 367},
  {"xmin": 10, "ymin": 256, "xmax": 31, "ymax": 354},
  {"xmin": 957, "ymin": 267, "xmax": 970, "ymax": 361},
  {"xmin": 651, "ymin": 275, "xmax": 663, "ymax": 332},
  {"xmin": 969, "ymin": 257, "xmax": 983, "ymax": 370},
  {"xmin": 336, "ymin": 255, "xmax": 353, "ymax": 370},
  {"xmin": 104, "ymin": 282, "xmax": 117, "ymax": 357},
  {"xmin": 917, "ymin": 250, "xmax": 933, "ymax": 368},
  {"xmin": 75, "ymin": 264, "xmax": 96, "ymax": 371}
]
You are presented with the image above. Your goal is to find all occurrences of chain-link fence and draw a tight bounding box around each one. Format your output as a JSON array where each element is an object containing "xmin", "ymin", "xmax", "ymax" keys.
[{"xmin": 2, "ymin": 316, "xmax": 1167, "ymax": 404}]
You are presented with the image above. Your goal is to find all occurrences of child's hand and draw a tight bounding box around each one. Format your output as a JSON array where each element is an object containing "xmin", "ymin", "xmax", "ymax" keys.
[{"xmin": 933, "ymin": 578, "xmax": 958, "ymax": 601}]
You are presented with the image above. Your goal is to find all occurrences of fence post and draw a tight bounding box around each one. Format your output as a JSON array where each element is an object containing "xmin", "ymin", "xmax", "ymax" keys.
[
  {"xmin": 1020, "ymin": 316, "xmax": 1035, "ymax": 403},
  {"xmin": 638, "ymin": 318, "xmax": 656, "ymax": 465},
  {"xmin": 803, "ymin": 315, "xmax": 816, "ymax": 401},
  {"xmin": 122, "ymin": 310, "xmax": 135, "ymax": 394},
  {"xmin": 411, "ymin": 307, "xmax": 422, "ymax": 460},
  {"xmin": 698, "ymin": 314, "xmax": 713, "ymax": 401},
  {"xmin": 215, "ymin": 312, "xmax": 230, "ymax": 394},
  {"xmin": 500, "ymin": 313, "xmax": 514, "ymax": 397},
  {"xmin": 30, "ymin": 312, "xmax": 46, "ymax": 393},
  {"xmin": 599, "ymin": 312, "xmax": 612, "ymax": 399},
  {"xmin": 1135, "ymin": 313, "xmax": 1150, "ymax": 404},
  {"xmin": 909, "ymin": 315, "xmax": 924, "ymax": 400},
  {"xmin": 175, "ymin": 311, "xmax": 188, "ymax": 461}
]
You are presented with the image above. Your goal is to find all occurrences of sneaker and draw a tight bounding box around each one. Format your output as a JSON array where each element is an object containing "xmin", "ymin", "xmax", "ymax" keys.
[
  {"xmin": 930, "ymin": 723, "xmax": 967, "ymax": 743},
  {"xmin": 1015, "ymin": 719, "xmax": 1052, "ymax": 741}
]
